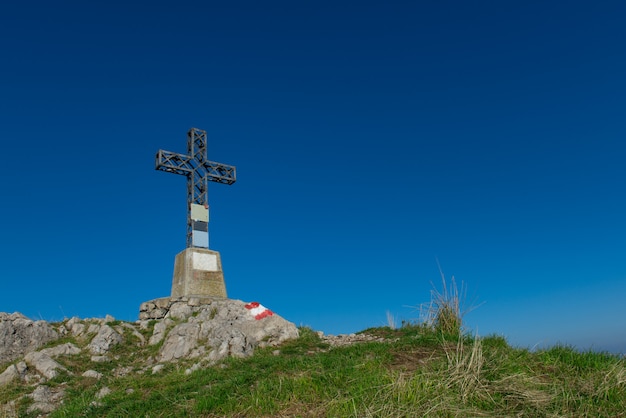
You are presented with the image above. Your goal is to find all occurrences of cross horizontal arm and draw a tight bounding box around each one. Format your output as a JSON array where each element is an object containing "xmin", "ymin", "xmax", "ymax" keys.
[
  {"xmin": 155, "ymin": 150, "xmax": 193, "ymax": 176},
  {"xmin": 203, "ymin": 161, "xmax": 237, "ymax": 185},
  {"xmin": 155, "ymin": 150, "xmax": 237, "ymax": 184}
]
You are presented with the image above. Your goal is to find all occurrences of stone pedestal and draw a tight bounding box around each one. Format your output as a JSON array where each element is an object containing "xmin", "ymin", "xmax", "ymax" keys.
[{"xmin": 171, "ymin": 248, "xmax": 228, "ymax": 298}]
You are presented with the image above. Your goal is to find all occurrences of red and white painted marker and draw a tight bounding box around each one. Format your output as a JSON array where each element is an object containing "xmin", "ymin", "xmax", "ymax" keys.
[{"xmin": 244, "ymin": 301, "xmax": 273, "ymax": 320}]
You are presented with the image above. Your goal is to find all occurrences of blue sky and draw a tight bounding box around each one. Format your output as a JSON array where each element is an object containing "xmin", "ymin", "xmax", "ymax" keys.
[{"xmin": 1, "ymin": 1, "xmax": 625, "ymax": 354}]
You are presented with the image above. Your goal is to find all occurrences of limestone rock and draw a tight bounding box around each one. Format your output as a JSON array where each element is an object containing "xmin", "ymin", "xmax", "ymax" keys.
[
  {"xmin": 149, "ymin": 318, "xmax": 173, "ymax": 346},
  {"xmin": 30, "ymin": 385, "xmax": 53, "ymax": 403},
  {"xmin": 0, "ymin": 400, "xmax": 17, "ymax": 418},
  {"xmin": 185, "ymin": 363, "xmax": 202, "ymax": 375},
  {"xmin": 169, "ymin": 302, "xmax": 193, "ymax": 320},
  {"xmin": 71, "ymin": 322, "xmax": 86, "ymax": 336},
  {"xmin": 82, "ymin": 370, "xmax": 103, "ymax": 379},
  {"xmin": 0, "ymin": 361, "xmax": 27, "ymax": 386},
  {"xmin": 140, "ymin": 301, "xmax": 156, "ymax": 312},
  {"xmin": 154, "ymin": 298, "xmax": 299, "ymax": 364},
  {"xmin": 40, "ymin": 342, "xmax": 81, "ymax": 357},
  {"xmin": 26, "ymin": 384, "xmax": 66, "ymax": 415},
  {"xmin": 96, "ymin": 386, "xmax": 112, "ymax": 399},
  {"xmin": 113, "ymin": 365, "xmax": 132, "ymax": 377},
  {"xmin": 24, "ymin": 351, "xmax": 68, "ymax": 380},
  {"xmin": 158, "ymin": 322, "xmax": 201, "ymax": 362},
  {"xmin": 0, "ymin": 312, "xmax": 59, "ymax": 363},
  {"xmin": 0, "ymin": 298, "xmax": 299, "ymax": 412},
  {"xmin": 88, "ymin": 324, "xmax": 123, "ymax": 354},
  {"xmin": 321, "ymin": 333, "xmax": 389, "ymax": 347},
  {"xmin": 65, "ymin": 317, "xmax": 86, "ymax": 336}
]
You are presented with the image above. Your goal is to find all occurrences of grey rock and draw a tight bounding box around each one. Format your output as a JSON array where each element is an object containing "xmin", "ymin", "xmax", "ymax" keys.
[
  {"xmin": 149, "ymin": 318, "xmax": 173, "ymax": 346},
  {"xmin": 27, "ymin": 402, "xmax": 56, "ymax": 414},
  {"xmin": 158, "ymin": 322, "xmax": 201, "ymax": 362},
  {"xmin": 0, "ymin": 312, "xmax": 59, "ymax": 363},
  {"xmin": 65, "ymin": 316, "xmax": 80, "ymax": 328},
  {"xmin": 0, "ymin": 400, "xmax": 17, "ymax": 418},
  {"xmin": 154, "ymin": 299, "xmax": 299, "ymax": 364},
  {"xmin": 137, "ymin": 319, "xmax": 151, "ymax": 330},
  {"xmin": 113, "ymin": 365, "xmax": 132, "ymax": 377},
  {"xmin": 0, "ymin": 361, "xmax": 27, "ymax": 386},
  {"xmin": 14, "ymin": 361, "xmax": 26, "ymax": 374},
  {"xmin": 154, "ymin": 298, "xmax": 171, "ymax": 309},
  {"xmin": 95, "ymin": 386, "xmax": 112, "ymax": 399},
  {"xmin": 321, "ymin": 333, "xmax": 388, "ymax": 347},
  {"xmin": 150, "ymin": 308, "xmax": 168, "ymax": 319},
  {"xmin": 70, "ymin": 322, "xmax": 86, "ymax": 336},
  {"xmin": 40, "ymin": 342, "xmax": 81, "ymax": 357},
  {"xmin": 27, "ymin": 384, "xmax": 65, "ymax": 414},
  {"xmin": 90, "ymin": 355, "xmax": 111, "ymax": 363},
  {"xmin": 87, "ymin": 323, "xmax": 101, "ymax": 334},
  {"xmin": 82, "ymin": 370, "xmax": 103, "ymax": 379},
  {"xmin": 185, "ymin": 363, "xmax": 202, "ymax": 375},
  {"xmin": 0, "ymin": 365, "xmax": 18, "ymax": 386},
  {"xmin": 30, "ymin": 385, "xmax": 52, "ymax": 403},
  {"xmin": 24, "ymin": 351, "xmax": 68, "ymax": 380},
  {"xmin": 140, "ymin": 301, "xmax": 156, "ymax": 312},
  {"xmin": 88, "ymin": 324, "xmax": 123, "ymax": 354},
  {"xmin": 169, "ymin": 302, "xmax": 193, "ymax": 320}
]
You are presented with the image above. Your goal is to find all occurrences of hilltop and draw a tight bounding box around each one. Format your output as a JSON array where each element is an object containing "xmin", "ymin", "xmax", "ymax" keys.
[
  {"xmin": 0, "ymin": 297, "xmax": 299, "ymax": 416},
  {"xmin": 1, "ymin": 297, "xmax": 625, "ymax": 417}
]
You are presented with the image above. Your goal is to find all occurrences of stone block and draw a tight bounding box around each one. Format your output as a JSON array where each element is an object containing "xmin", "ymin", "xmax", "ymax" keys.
[
  {"xmin": 139, "ymin": 302, "xmax": 155, "ymax": 312},
  {"xmin": 169, "ymin": 303, "xmax": 193, "ymax": 320},
  {"xmin": 171, "ymin": 248, "xmax": 227, "ymax": 298},
  {"xmin": 149, "ymin": 308, "xmax": 168, "ymax": 319},
  {"xmin": 154, "ymin": 298, "xmax": 171, "ymax": 309}
]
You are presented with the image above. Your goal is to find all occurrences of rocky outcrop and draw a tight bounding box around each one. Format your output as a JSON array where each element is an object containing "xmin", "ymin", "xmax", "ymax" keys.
[
  {"xmin": 0, "ymin": 312, "xmax": 59, "ymax": 364},
  {"xmin": 88, "ymin": 325, "xmax": 124, "ymax": 354},
  {"xmin": 0, "ymin": 298, "xmax": 300, "ymax": 416},
  {"xmin": 24, "ymin": 351, "xmax": 69, "ymax": 380},
  {"xmin": 139, "ymin": 297, "xmax": 299, "ymax": 364},
  {"xmin": 40, "ymin": 342, "xmax": 81, "ymax": 357},
  {"xmin": 27, "ymin": 385, "xmax": 65, "ymax": 415},
  {"xmin": 0, "ymin": 361, "xmax": 27, "ymax": 386},
  {"xmin": 139, "ymin": 296, "xmax": 216, "ymax": 320}
]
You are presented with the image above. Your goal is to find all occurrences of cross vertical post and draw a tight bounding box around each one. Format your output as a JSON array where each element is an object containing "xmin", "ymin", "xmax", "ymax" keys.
[{"xmin": 155, "ymin": 128, "xmax": 236, "ymax": 248}]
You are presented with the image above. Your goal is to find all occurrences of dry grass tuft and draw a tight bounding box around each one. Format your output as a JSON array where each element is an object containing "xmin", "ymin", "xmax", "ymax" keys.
[
  {"xmin": 444, "ymin": 335, "xmax": 487, "ymax": 402},
  {"xmin": 385, "ymin": 310, "xmax": 397, "ymax": 330},
  {"xmin": 416, "ymin": 262, "xmax": 479, "ymax": 336}
]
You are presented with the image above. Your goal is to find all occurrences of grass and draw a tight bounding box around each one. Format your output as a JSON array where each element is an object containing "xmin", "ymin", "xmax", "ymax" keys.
[
  {"xmin": 2, "ymin": 277, "xmax": 625, "ymax": 417},
  {"xmin": 2, "ymin": 327, "xmax": 624, "ymax": 417}
]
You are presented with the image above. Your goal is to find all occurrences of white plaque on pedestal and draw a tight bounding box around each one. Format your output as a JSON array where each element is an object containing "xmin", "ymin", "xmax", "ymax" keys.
[{"xmin": 192, "ymin": 252, "xmax": 218, "ymax": 271}]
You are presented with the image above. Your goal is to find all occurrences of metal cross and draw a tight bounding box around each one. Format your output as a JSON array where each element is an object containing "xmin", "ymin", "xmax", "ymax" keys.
[{"xmin": 155, "ymin": 128, "xmax": 236, "ymax": 248}]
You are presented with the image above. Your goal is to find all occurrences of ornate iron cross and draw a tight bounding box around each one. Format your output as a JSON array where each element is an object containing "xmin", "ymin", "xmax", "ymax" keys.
[{"xmin": 155, "ymin": 128, "xmax": 236, "ymax": 248}]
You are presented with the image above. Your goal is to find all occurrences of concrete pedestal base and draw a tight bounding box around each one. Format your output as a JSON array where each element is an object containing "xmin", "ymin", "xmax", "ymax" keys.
[{"xmin": 171, "ymin": 248, "xmax": 228, "ymax": 298}]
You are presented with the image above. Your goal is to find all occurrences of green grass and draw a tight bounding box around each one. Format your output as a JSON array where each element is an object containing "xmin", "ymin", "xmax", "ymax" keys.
[
  {"xmin": 2, "ymin": 278, "xmax": 624, "ymax": 417},
  {"xmin": 4, "ymin": 326, "xmax": 610, "ymax": 417}
]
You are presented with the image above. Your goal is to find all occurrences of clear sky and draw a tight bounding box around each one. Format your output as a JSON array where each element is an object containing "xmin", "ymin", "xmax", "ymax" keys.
[{"xmin": 1, "ymin": 1, "xmax": 625, "ymax": 354}]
